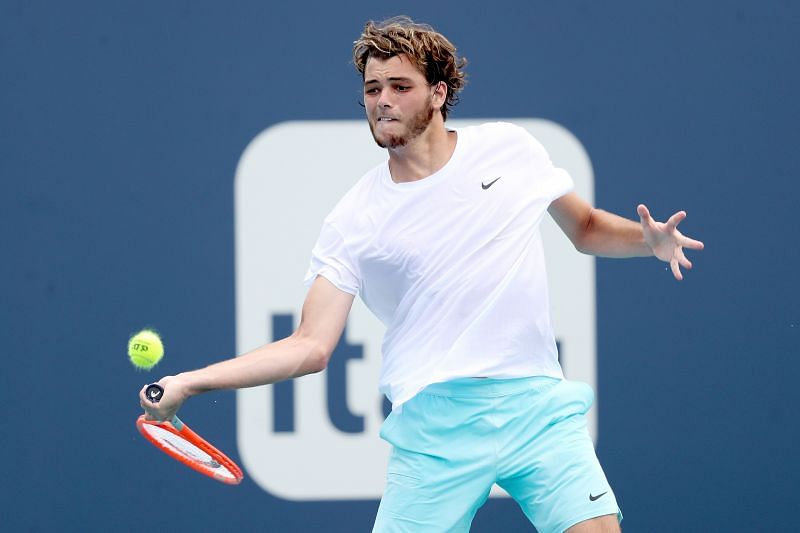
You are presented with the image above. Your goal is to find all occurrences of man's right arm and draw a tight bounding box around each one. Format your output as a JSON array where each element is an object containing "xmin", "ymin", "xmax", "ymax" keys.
[{"xmin": 139, "ymin": 276, "xmax": 355, "ymax": 421}]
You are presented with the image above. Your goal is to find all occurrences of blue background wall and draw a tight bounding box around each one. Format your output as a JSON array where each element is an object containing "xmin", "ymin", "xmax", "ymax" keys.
[{"xmin": 2, "ymin": 1, "xmax": 798, "ymax": 531}]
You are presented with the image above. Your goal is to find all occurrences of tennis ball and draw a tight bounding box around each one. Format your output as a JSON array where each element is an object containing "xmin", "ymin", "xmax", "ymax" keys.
[{"xmin": 128, "ymin": 329, "xmax": 164, "ymax": 370}]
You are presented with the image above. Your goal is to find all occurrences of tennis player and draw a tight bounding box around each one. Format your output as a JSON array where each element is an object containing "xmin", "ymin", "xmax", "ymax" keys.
[{"xmin": 141, "ymin": 16, "xmax": 704, "ymax": 532}]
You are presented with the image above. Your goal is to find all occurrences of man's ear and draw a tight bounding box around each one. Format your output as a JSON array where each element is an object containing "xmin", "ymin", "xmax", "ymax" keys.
[{"xmin": 432, "ymin": 81, "xmax": 448, "ymax": 109}]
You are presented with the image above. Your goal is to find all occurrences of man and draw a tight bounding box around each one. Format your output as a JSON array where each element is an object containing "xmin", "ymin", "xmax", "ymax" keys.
[{"xmin": 141, "ymin": 17, "xmax": 703, "ymax": 533}]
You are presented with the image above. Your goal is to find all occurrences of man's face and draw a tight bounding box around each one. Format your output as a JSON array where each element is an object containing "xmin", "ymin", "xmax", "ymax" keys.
[{"xmin": 363, "ymin": 54, "xmax": 438, "ymax": 149}]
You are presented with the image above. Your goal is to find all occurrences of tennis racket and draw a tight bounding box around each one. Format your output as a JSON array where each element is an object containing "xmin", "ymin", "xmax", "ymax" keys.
[{"xmin": 137, "ymin": 384, "xmax": 244, "ymax": 485}]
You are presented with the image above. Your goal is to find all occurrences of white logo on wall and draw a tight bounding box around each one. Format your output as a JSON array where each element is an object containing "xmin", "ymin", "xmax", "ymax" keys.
[{"xmin": 234, "ymin": 119, "xmax": 596, "ymax": 501}]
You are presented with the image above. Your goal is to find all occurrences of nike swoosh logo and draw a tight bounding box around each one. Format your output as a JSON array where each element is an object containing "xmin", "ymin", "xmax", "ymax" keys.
[
  {"xmin": 589, "ymin": 491, "xmax": 608, "ymax": 501},
  {"xmin": 481, "ymin": 176, "xmax": 501, "ymax": 189}
]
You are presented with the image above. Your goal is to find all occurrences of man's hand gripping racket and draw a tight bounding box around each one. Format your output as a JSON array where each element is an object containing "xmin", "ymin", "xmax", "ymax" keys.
[{"xmin": 137, "ymin": 383, "xmax": 243, "ymax": 485}]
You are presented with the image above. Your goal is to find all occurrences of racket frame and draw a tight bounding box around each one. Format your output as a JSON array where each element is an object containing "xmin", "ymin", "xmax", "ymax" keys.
[{"xmin": 137, "ymin": 384, "xmax": 243, "ymax": 485}]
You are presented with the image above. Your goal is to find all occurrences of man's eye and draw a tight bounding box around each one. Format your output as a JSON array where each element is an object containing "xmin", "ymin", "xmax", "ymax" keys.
[
  {"xmin": 365, "ymin": 88, "xmax": 379, "ymax": 95},
  {"xmin": 396, "ymin": 86, "xmax": 410, "ymax": 92}
]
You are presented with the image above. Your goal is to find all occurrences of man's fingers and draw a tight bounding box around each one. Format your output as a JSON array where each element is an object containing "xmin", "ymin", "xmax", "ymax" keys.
[
  {"xmin": 681, "ymin": 236, "xmax": 705, "ymax": 250},
  {"xmin": 670, "ymin": 259, "xmax": 683, "ymax": 280},
  {"xmin": 637, "ymin": 205, "xmax": 660, "ymax": 233},
  {"xmin": 678, "ymin": 250, "xmax": 692, "ymax": 270},
  {"xmin": 139, "ymin": 386, "xmax": 150, "ymax": 405},
  {"xmin": 140, "ymin": 398, "xmax": 157, "ymax": 421},
  {"xmin": 666, "ymin": 210, "xmax": 687, "ymax": 230}
]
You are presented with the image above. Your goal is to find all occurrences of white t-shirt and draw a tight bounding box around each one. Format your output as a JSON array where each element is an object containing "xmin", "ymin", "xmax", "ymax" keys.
[{"xmin": 305, "ymin": 122, "xmax": 574, "ymax": 406}]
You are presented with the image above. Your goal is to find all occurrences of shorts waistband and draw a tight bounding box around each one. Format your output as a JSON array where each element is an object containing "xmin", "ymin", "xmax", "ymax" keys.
[{"xmin": 419, "ymin": 376, "xmax": 562, "ymax": 398}]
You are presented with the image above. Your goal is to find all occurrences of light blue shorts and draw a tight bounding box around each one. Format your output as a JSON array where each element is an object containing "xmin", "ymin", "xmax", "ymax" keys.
[{"xmin": 373, "ymin": 377, "xmax": 622, "ymax": 533}]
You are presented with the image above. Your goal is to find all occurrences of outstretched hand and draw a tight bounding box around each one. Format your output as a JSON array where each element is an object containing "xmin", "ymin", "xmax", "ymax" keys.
[{"xmin": 637, "ymin": 204, "xmax": 704, "ymax": 281}]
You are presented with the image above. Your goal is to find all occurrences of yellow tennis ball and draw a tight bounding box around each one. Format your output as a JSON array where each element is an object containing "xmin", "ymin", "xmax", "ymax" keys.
[{"xmin": 128, "ymin": 329, "xmax": 164, "ymax": 370}]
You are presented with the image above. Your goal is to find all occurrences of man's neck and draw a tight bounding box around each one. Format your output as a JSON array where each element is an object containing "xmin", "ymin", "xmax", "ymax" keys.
[{"xmin": 387, "ymin": 123, "xmax": 457, "ymax": 183}]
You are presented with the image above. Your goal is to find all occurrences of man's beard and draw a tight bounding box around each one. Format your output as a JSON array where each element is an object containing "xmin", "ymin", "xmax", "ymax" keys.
[{"xmin": 369, "ymin": 100, "xmax": 435, "ymax": 149}]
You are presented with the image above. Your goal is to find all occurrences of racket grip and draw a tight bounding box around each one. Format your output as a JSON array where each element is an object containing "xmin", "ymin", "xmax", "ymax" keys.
[
  {"xmin": 143, "ymin": 383, "xmax": 184, "ymax": 429},
  {"xmin": 145, "ymin": 383, "xmax": 164, "ymax": 403}
]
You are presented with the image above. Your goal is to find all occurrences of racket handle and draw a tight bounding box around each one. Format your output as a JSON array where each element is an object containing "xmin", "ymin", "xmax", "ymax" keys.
[
  {"xmin": 143, "ymin": 383, "xmax": 184, "ymax": 430},
  {"xmin": 145, "ymin": 383, "xmax": 164, "ymax": 402}
]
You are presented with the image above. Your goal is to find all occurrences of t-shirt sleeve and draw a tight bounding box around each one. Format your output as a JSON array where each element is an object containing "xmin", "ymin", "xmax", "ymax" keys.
[
  {"xmin": 523, "ymin": 128, "xmax": 575, "ymax": 201},
  {"xmin": 303, "ymin": 220, "xmax": 360, "ymax": 295}
]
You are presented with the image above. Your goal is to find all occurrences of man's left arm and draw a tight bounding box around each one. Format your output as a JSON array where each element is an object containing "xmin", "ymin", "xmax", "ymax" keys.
[{"xmin": 548, "ymin": 192, "xmax": 705, "ymax": 280}]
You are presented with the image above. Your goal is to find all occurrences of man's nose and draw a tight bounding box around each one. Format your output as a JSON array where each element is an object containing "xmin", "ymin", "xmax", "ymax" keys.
[{"xmin": 377, "ymin": 87, "xmax": 393, "ymax": 108}]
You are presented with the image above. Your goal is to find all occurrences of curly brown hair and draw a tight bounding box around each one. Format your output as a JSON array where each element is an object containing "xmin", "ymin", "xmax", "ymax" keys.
[{"xmin": 353, "ymin": 16, "xmax": 467, "ymax": 121}]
